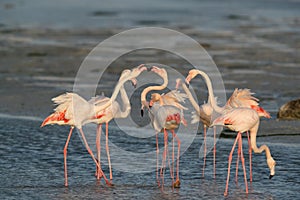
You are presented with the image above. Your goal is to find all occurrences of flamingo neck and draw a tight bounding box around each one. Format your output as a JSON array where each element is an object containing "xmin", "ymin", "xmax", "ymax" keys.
[
  {"xmin": 115, "ymin": 85, "xmax": 131, "ymax": 118},
  {"xmin": 94, "ymin": 73, "xmax": 132, "ymax": 114},
  {"xmin": 141, "ymin": 75, "xmax": 168, "ymax": 106},
  {"xmin": 181, "ymin": 82, "xmax": 200, "ymax": 113},
  {"xmin": 193, "ymin": 70, "xmax": 223, "ymax": 113},
  {"xmin": 250, "ymin": 122, "xmax": 275, "ymax": 176}
]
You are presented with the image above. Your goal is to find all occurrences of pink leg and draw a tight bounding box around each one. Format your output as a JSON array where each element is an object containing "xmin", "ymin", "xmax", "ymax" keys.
[
  {"xmin": 105, "ymin": 122, "xmax": 113, "ymax": 181},
  {"xmin": 171, "ymin": 132, "xmax": 175, "ymax": 185},
  {"xmin": 224, "ymin": 132, "xmax": 240, "ymax": 196},
  {"xmin": 96, "ymin": 124, "xmax": 102, "ymax": 180},
  {"xmin": 246, "ymin": 131, "xmax": 252, "ymax": 182},
  {"xmin": 78, "ymin": 128, "xmax": 112, "ymax": 186},
  {"xmin": 160, "ymin": 129, "xmax": 168, "ymax": 189},
  {"xmin": 235, "ymin": 137, "xmax": 241, "ymax": 183},
  {"xmin": 239, "ymin": 135, "xmax": 249, "ymax": 194},
  {"xmin": 63, "ymin": 127, "xmax": 74, "ymax": 187},
  {"xmin": 213, "ymin": 126, "xmax": 216, "ymax": 179},
  {"xmin": 171, "ymin": 130, "xmax": 181, "ymax": 188},
  {"xmin": 156, "ymin": 133, "xmax": 160, "ymax": 186},
  {"xmin": 202, "ymin": 125, "xmax": 207, "ymax": 177}
]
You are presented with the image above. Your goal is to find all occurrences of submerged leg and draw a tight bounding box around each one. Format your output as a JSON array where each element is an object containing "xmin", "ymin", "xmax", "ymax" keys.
[
  {"xmin": 105, "ymin": 122, "xmax": 113, "ymax": 181},
  {"xmin": 63, "ymin": 127, "xmax": 74, "ymax": 187},
  {"xmin": 224, "ymin": 132, "xmax": 240, "ymax": 196},
  {"xmin": 78, "ymin": 128, "xmax": 112, "ymax": 186}
]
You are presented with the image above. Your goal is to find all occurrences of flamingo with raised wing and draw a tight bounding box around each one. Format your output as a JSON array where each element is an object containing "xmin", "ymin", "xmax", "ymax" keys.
[
  {"xmin": 87, "ymin": 65, "xmax": 147, "ymax": 181},
  {"xmin": 41, "ymin": 66, "xmax": 144, "ymax": 186}
]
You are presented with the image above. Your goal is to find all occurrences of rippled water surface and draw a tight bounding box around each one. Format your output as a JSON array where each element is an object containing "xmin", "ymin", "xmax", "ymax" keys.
[{"xmin": 1, "ymin": 117, "xmax": 300, "ymax": 199}]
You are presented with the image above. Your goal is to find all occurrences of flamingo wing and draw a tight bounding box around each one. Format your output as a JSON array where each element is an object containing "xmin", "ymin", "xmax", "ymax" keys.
[{"xmin": 227, "ymin": 88, "xmax": 259, "ymax": 108}]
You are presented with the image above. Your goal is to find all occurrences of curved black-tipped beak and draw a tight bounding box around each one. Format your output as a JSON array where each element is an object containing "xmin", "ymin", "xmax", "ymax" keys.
[
  {"xmin": 147, "ymin": 67, "xmax": 151, "ymax": 72},
  {"xmin": 185, "ymin": 82, "xmax": 190, "ymax": 88},
  {"xmin": 141, "ymin": 109, "xmax": 144, "ymax": 117},
  {"xmin": 132, "ymin": 82, "xmax": 137, "ymax": 88},
  {"xmin": 269, "ymin": 174, "xmax": 274, "ymax": 179}
]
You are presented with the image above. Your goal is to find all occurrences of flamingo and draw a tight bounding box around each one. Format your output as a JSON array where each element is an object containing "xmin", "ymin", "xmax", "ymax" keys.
[
  {"xmin": 87, "ymin": 65, "xmax": 147, "ymax": 181},
  {"xmin": 41, "ymin": 66, "xmax": 144, "ymax": 186},
  {"xmin": 141, "ymin": 66, "xmax": 185, "ymax": 188},
  {"xmin": 185, "ymin": 69, "xmax": 270, "ymax": 179},
  {"xmin": 211, "ymin": 107, "xmax": 276, "ymax": 196}
]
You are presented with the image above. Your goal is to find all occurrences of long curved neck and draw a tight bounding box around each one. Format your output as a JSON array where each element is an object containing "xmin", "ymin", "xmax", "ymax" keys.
[
  {"xmin": 181, "ymin": 82, "xmax": 200, "ymax": 113},
  {"xmin": 250, "ymin": 122, "xmax": 272, "ymax": 159},
  {"xmin": 115, "ymin": 85, "xmax": 131, "ymax": 118},
  {"xmin": 194, "ymin": 70, "xmax": 223, "ymax": 113},
  {"xmin": 141, "ymin": 74, "xmax": 168, "ymax": 105},
  {"xmin": 94, "ymin": 74, "xmax": 132, "ymax": 113}
]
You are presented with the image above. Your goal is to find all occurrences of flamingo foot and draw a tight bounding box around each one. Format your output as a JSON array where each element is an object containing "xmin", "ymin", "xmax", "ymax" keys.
[
  {"xmin": 173, "ymin": 179, "xmax": 181, "ymax": 188},
  {"xmin": 105, "ymin": 180, "xmax": 114, "ymax": 187}
]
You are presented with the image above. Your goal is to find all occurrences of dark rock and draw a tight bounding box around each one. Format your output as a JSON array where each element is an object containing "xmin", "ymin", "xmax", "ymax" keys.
[{"xmin": 277, "ymin": 99, "xmax": 300, "ymax": 120}]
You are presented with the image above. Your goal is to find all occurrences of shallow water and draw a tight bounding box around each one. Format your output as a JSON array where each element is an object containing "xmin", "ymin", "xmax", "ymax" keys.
[{"xmin": 1, "ymin": 117, "xmax": 300, "ymax": 199}]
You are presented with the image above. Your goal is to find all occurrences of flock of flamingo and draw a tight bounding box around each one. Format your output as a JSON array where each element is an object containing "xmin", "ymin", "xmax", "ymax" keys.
[{"xmin": 41, "ymin": 64, "xmax": 276, "ymax": 196}]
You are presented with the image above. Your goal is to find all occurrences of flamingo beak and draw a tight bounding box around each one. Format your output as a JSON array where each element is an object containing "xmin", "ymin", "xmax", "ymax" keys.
[
  {"xmin": 149, "ymin": 100, "xmax": 153, "ymax": 108},
  {"xmin": 131, "ymin": 78, "xmax": 137, "ymax": 88},
  {"xmin": 141, "ymin": 109, "xmax": 144, "ymax": 117},
  {"xmin": 185, "ymin": 75, "xmax": 191, "ymax": 87},
  {"xmin": 269, "ymin": 175, "xmax": 274, "ymax": 179}
]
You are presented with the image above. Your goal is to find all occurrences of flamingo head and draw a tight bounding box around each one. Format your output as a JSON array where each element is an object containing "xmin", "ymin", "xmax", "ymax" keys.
[
  {"xmin": 185, "ymin": 69, "xmax": 199, "ymax": 84},
  {"xmin": 251, "ymin": 105, "xmax": 271, "ymax": 118},
  {"xmin": 130, "ymin": 78, "xmax": 137, "ymax": 88},
  {"xmin": 119, "ymin": 69, "xmax": 131, "ymax": 82},
  {"xmin": 141, "ymin": 100, "xmax": 149, "ymax": 117},
  {"xmin": 151, "ymin": 66, "xmax": 167, "ymax": 79},
  {"xmin": 131, "ymin": 64, "xmax": 147, "ymax": 77},
  {"xmin": 267, "ymin": 157, "xmax": 276, "ymax": 179}
]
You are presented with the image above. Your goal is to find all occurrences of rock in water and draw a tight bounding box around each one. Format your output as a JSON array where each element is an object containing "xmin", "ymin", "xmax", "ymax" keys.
[{"xmin": 277, "ymin": 99, "xmax": 300, "ymax": 120}]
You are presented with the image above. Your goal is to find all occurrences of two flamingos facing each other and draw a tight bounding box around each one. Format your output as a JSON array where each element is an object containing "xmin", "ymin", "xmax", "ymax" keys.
[
  {"xmin": 141, "ymin": 66, "xmax": 187, "ymax": 189},
  {"xmin": 41, "ymin": 64, "xmax": 147, "ymax": 186}
]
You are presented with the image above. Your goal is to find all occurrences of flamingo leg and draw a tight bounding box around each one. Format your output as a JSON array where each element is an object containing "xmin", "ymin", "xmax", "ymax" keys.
[
  {"xmin": 96, "ymin": 124, "xmax": 102, "ymax": 180},
  {"xmin": 239, "ymin": 134, "xmax": 249, "ymax": 194},
  {"xmin": 166, "ymin": 131, "xmax": 174, "ymax": 188},
  {"xmin": 171, "ymin": 132, "xmax": 175, "ymax": 185},
  {"xmin": 105, "ymin": 122, "xmax": 113, "ymax": 181},
  {"xmin": 202, "ymin": 125, "xmax": 207, "ymax": 177},
  {"xmin": 78, "ymin": 128, "xmax": 112, "ymax": 186},
  {"xmin": 235, "ymin": 136, "xmax": 241, "ymax": 183},
  {"xmin": 213, "ymin": 126, "xmax": 216, "ymax": 179},
  {"xmin": 156, "ymin": 133, "xmax": 160, "ymax": 187},
  {"xmin": 63, "ymin": 127, "xmax": 74, "ymax": 187},
  {"xmin": 224, "ymin": 132, "xmax": 240, "ymax": 196},
  {"xmin": 171, "ymin": 130, "xmax": 181, "ymax": 188},
  {"xmin": 246, "ymin": 131, "xmax": 252, "ymax": 182},
  {"xmin": 160, "ymin": 129, "xmax": 168, "ymax": 189}
]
